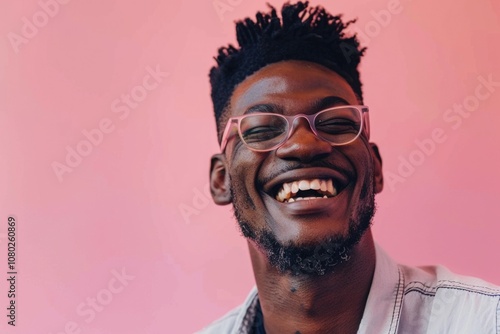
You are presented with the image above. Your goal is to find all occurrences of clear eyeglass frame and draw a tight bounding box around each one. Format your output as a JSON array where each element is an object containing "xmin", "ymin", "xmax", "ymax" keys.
[{"xmin": 219, "ymin": 105, "xmax": 370, "ymax": 153}]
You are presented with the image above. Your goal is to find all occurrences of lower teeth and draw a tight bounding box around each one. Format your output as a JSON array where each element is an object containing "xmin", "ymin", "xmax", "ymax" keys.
[{"xmin": 288, "ymin": 195, "xmax": 329, "ymax": 203}]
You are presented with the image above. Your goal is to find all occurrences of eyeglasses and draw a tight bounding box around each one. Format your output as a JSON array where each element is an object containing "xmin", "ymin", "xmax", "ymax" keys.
[{"xmin": 220, "ymin": 105, "xmax": 370, "ymax": 152}]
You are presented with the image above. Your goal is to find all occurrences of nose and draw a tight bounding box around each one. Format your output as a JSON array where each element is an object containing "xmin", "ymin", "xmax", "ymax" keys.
[{"xmin": 275, "ymin": 117, "xmax": 332, "ymax": 162}]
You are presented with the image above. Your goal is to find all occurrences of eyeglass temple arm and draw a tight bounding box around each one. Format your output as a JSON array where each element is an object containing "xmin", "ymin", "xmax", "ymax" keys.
[
  {"xmin": 362, "ymin": 107, "xmax": 370, "ymax": 141},
  {"xmin": 220, "ymin": 118, "xmax": 239, "ymax": 152}
]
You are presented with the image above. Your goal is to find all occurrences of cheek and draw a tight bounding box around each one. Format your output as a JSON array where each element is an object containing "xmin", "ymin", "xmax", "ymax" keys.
[
  {"xmin": 228, "ymin": 150, "xmax": 265, "ymax": 209},
  {"xmin": 349, "ymin": 140, "xmax": 374, "ymax": 170},
  {"xmin": 342, "ymin": 144, "xmax": 374, "ymax": 197},
  {"xmin": 354, "ymin": 156, "xmax": 375, "ymax": 200},
  {"xmin": 229, "ymin": 149, "xmax": 257, "ymax": 182},
  {"xmin": 229, "ymin": 147, "xmax": 267, "ymax": 183}
]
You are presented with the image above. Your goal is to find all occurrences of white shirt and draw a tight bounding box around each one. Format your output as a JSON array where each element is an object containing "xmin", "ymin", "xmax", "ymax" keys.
[{"xmin": 197, "ymin": 245, "xmax": 500, "ymax": 333}]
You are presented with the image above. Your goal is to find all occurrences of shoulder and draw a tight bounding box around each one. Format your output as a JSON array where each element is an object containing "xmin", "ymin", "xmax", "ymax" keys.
[
  {"xmin": 399, "ymin": 263, "xmax": 500, "ymax": 333},
  {"xmin": 195, "ymin": 287, "xmax": 258, "ymax": 334},
  {"xmin": 402, "ymin": 263, "xmax": 500, "ymax": 296},
  {"xmin": 372, "ymin": 245, "xmax": 500, "ymax": 332}
]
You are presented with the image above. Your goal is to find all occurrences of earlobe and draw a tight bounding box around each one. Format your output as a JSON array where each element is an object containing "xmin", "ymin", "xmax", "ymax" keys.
[
  {"xmin": 210, "ymin": 154, "xmax": 232, "ymax": 205},
  {"xmin": 370, "ymin": 143, "xmax": 384, "ymax": 194}
]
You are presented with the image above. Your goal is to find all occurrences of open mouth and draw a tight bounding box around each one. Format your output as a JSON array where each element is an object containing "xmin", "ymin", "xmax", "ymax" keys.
[
  {"xmin": 261, "ymin": 167, "xmax": 350, "ymax": 208},
  {"xmin": 274, "ymin": 178, "xmax": 339, "ymax": 203}
]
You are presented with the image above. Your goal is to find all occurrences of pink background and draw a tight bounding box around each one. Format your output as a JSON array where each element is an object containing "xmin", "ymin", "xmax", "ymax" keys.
[{"xmin": 1, "ymin": 0, "xmax": 499, "ymax": 333}]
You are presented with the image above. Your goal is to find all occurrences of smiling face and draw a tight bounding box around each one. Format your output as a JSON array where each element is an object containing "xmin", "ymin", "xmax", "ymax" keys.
[{"xmin": 210, "ymin": 60, "xmax": 383, "ymax": 276}]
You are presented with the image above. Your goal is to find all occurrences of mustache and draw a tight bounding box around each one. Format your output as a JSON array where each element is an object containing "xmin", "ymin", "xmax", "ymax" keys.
[{"xmin": 258, "ymin": 160, "xmax": 353, "ymax": 187}]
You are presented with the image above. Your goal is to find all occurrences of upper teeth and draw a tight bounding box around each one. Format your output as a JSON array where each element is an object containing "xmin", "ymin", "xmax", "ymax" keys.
[{"xmin": 275, "ymin": 179, "xmax": 337, "ymax": 203}]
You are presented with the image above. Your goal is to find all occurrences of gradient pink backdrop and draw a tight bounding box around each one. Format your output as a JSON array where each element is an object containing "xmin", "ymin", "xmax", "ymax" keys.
[{"xmin": 0, "ymin": 0, "xmax": 499, "ymax": 333}]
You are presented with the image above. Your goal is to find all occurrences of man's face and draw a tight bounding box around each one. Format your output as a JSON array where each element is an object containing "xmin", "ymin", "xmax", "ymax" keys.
[{"xmin": 211, "ymin": 60, "xmax": 383, "ymax": 275}]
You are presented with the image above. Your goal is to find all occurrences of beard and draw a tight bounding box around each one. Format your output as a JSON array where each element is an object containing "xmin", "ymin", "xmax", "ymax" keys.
[{"xmin": 230, "ymin": 174, "xmax": 376, "ymax": 277}]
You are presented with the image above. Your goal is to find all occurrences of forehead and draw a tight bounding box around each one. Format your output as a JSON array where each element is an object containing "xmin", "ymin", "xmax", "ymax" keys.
[{"xmin": 229, "ymin": 60, "xmax": 358, "ymax": 116}]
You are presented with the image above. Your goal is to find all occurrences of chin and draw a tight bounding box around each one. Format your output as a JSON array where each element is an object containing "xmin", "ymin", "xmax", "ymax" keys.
[{"xmin": 238, "ymin": 208, "xmax": 374, "ymax": 276}]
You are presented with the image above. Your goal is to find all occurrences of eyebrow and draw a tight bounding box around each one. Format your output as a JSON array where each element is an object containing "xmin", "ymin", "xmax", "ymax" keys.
[
  {"xmin": 243, "ymin": 96, "xmax": 351, "ymax": 115},
  {"xmin": 311, "ymin": 96, "xmax": 350, "ymax": 111},
  {"xmin": 244, "ymin": 104, "xmax": 284, "ymax": 114}
]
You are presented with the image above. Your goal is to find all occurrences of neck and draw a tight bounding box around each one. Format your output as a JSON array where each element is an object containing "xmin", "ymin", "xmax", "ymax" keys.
[{"xmin": 248, "ymin": 230, "xmax": 376, "ymax": 334}]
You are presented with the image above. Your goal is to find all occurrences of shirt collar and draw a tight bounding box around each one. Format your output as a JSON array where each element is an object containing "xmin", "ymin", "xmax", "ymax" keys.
[{"xmin": 357, "ymin": 244, "xmax": 404, "ymax": 334}]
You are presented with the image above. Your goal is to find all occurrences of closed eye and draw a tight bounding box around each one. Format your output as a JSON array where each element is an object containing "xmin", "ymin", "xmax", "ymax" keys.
[
  {"xmin": 316, "ymin": 118, "xmax": 359, "ymax": 134},
  {"xmin": 242, "ymin": 126, "xmax": 284, "ymax": 143}
]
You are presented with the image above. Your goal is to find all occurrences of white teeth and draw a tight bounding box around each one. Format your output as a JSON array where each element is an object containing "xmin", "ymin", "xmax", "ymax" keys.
[
  {"xmin": 275, "ymin": 178, "xmax": 339, "ymax": 203},
  {"xmin": 298, "ymin": 180, "xmax": 309, "ymax": 191}
]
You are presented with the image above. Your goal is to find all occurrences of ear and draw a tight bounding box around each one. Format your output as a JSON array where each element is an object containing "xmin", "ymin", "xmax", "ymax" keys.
[
  {"xmin": 369, "ymin": 143, "xmax": 384, "ymax": 194},
  {"xmin": 210, "ymin": 154, "xmax": 232, "ymax": 205}
]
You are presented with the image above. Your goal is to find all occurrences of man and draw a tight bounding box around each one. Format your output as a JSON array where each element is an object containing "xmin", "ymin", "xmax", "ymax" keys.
[{"xmin": 200, "ymin": 2, "xmax": 500, "ymax": 333}]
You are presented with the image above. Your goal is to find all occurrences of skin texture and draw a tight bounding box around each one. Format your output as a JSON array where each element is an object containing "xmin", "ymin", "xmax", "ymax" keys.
[{"xmin": 210, "ymin": 60, "xmax": 384, "ymax": 334}]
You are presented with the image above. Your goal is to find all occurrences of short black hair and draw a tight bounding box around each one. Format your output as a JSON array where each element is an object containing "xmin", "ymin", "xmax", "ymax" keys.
[{"xmin": 209, "ymin": 1, "xmax": 366, "ymax": 136}]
